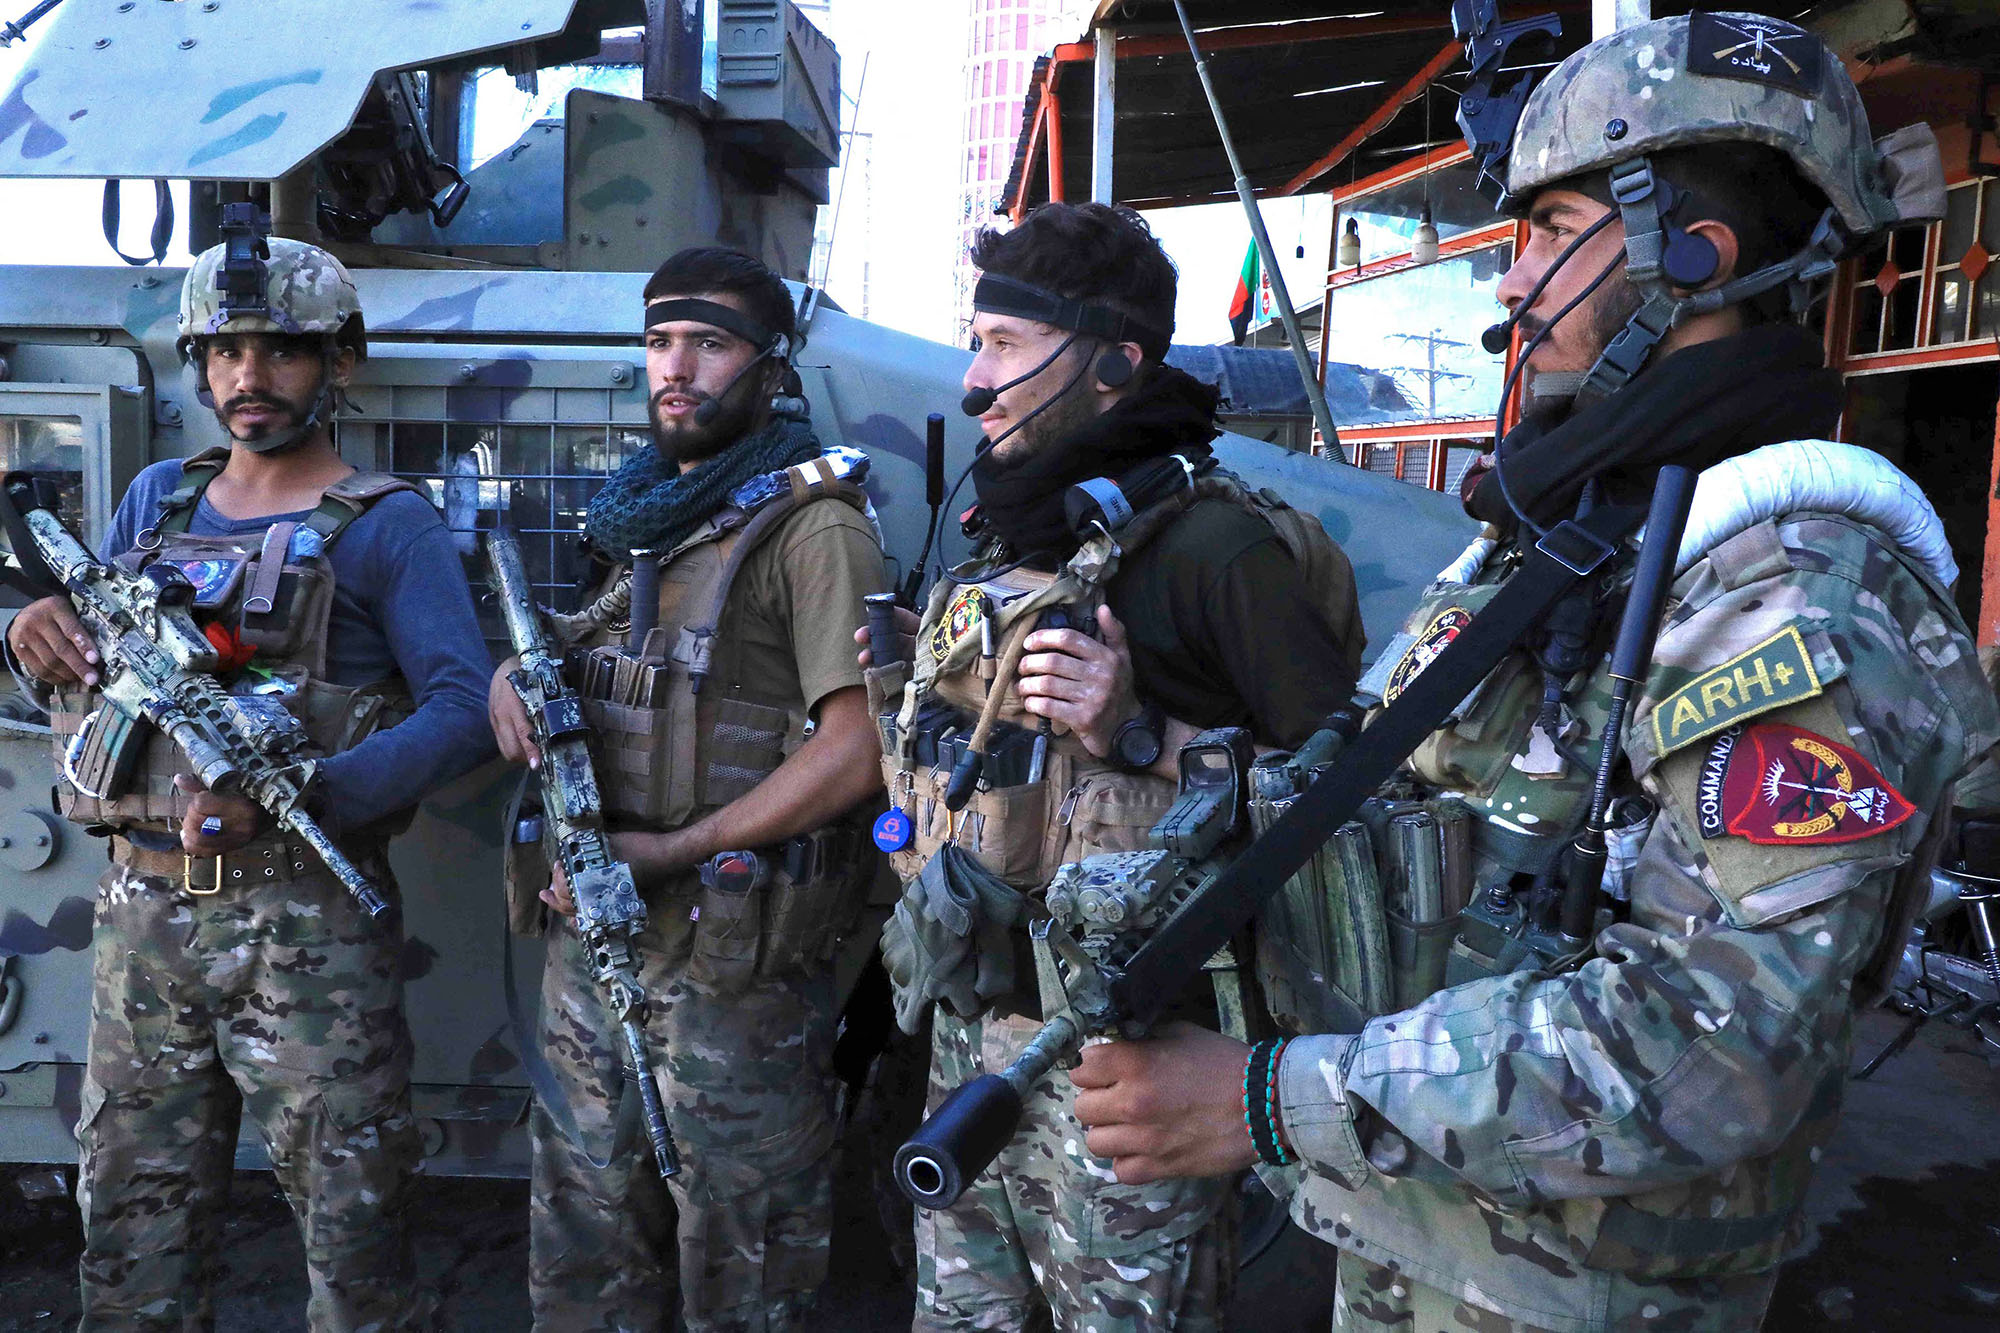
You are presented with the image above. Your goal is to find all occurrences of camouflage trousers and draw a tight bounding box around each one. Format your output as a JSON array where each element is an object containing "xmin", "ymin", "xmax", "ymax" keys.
[
  {"xmin": 915, "ymin": 1011, "xmax": 1234, "ymax": 1333},
  {"xmin": 527, "ymin": 913, "xmax": 839, "ymax": 1333},
  {"xmin": 75, "ymin": 858, "xmax": 426, "ymax": 1332},
  {"xmin": 1330, "ymin": 1252, "xmax": 1780, "ymax": 1333}
]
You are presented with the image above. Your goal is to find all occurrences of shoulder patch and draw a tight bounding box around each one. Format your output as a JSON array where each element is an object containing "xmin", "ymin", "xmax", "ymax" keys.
[
  {"xmin": 1718, "ymin": 722, "xmax": 1914, "ymax": 846},
  {"xmin": 1650, "ymin": 626, "xmax": 1822, "ymax": 759},
  {"xmin": 1384, "ymin": 606, "xmax": 1471, "ymax": 704}
]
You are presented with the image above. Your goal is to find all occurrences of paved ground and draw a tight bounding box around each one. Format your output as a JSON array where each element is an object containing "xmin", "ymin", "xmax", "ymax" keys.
[{"xmin": 2, "ymin": 1007, "xmax": 1996, "ymax": 1331}]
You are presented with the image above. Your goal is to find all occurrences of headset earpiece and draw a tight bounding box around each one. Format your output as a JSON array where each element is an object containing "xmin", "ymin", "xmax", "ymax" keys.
[
  {"xmin": 1662, "ymin": 227, "xmax": 1720, "ymax": 289},
  {"xmin": 1094, "ymin": 346, "xmax": 1135, "ymax": 389}
]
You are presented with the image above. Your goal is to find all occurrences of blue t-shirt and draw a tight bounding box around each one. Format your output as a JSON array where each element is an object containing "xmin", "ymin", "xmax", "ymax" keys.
[{"xmin": 107, "ymin": 458, "xmax": 497, "ymax": 832}]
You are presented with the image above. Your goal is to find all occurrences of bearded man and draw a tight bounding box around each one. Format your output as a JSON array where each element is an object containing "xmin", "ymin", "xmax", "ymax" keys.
[{"xmin": 489, "ymin": 246, "xmax": 888, "ymax": 1333}]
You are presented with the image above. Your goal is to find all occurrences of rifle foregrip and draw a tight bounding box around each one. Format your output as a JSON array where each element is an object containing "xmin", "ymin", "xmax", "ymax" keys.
[{"xmin": 895, "ymin": 1075, "xmax": 1024, "ymax": 1210}]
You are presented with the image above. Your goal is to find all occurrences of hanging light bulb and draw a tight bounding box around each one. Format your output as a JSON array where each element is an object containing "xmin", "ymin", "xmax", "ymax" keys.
[
  {"xmin": 1412, "ymin": 83, "xmax": 1440, "ymax": 265},
  {"xmin": 1337, "ymin": 217, "xmax": 1361, "ymax": 269},
  {"xmin": 1413, "ymin": 203, "xmax": 1440, "ymax": 264}
]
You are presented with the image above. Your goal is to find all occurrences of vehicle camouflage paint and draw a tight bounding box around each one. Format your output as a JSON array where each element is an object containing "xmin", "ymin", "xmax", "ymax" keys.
[{"xmin": 0, "ymin": 0, "xmax": 1477, "ymax": 1175}]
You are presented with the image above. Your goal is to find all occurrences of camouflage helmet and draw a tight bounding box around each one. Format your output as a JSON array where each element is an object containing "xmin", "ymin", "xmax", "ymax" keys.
[
  {"xmin": 1505, "ymin": 12, "xmax": 1903, "ymax": 237},
  {"xmin": 176, "ymin": 236, "xmax": 367, "ymax": 361}
]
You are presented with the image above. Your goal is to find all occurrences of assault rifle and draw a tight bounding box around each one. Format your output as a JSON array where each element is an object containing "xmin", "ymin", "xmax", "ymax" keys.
[
  {"xmin": 485, "ymin": 522, "xmax": 681, "ymax": 1180},
  {"xmin": 895, "ymin": 468, "xmax": 1696, "ymax": 1210},
  {"xmin": 0, "ymin": 473, "xmax": 388, "ymax": 917}
]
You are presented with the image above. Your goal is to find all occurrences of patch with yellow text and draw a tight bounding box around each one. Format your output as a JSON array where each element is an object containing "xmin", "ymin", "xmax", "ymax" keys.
[
  {"xmin": 927, "ymin": 584, "xmax": 989, "ymax": 664},
  {"xmin": 1650, "ymin": 625, "xmax": 1821, "ymax": 759},
  {"xmin": 1384, "ymin": 607, "xmax": 1471, "ymax": 704},
  {"xmin": 1718, "ymin": 722, "xmax": 1914, "ymax": 845}
]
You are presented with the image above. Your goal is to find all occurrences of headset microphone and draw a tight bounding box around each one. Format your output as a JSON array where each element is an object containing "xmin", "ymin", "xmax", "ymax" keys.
[
  {"xmin": 1481, "ymin": 315, "xmax": 1522, "ymax": 355},
  {"xmin": 1478, "ymin": 211, "xmax": 1620, "ymax": 358},
  {"xmin": 960, "ymin": 333, "xmax": 1080, "ymax": 417},
  {"xmin": 690, "ymin": 337, "xmax": 784, "ymax": 427}
]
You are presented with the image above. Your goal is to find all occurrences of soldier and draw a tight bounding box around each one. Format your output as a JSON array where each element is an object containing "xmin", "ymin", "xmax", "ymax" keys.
[
  {"xmin": 869, "ymin": 202, "xmax": 1363, "ymax": 1331},
  {"xmin": 1066, "ymin": 13, "xmax": 2000, "ymax": 1332},
  {"xmin": 487, "ymin": 246, "xmax": 888, "ymax": 1332},
  {"xmin": 1, "ymin": 235, "xmax": 496, "ymax": 1328}
]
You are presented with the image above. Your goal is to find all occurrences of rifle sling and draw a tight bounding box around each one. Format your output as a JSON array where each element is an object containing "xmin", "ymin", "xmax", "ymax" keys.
[
  {"xmin": 500, "ymin": 893, "xmax": 644, "ymax": 1170},
  {"xmin": 1110, "ymin": 505, "xmax": 1645, "ymax": 1028}
]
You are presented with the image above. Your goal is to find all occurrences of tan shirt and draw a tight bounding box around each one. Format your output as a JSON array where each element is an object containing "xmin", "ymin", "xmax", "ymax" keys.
[{"xmin": 706, "ymin": 497, "xmax": 887, "ymax": 717}]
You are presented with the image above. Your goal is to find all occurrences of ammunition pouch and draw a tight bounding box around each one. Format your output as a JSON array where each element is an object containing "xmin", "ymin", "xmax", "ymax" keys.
[
  {"xmin": 684, "ymin": 824, "xmax": 872, "ymax": 995},
  {"xmin": 878, "ymin": 742, "xmax": 1178, "ymax": 894},
  {"xmin": 580, "ymin": 657, "xmax": 805, "ymax": 829},
  {"xmin": 50, "ymin": 672, "xmax": 413, "ymax": 837},
  {"xmin": 1251, "ymin": 781, "xmax": 1476, "ymax": 1034}
]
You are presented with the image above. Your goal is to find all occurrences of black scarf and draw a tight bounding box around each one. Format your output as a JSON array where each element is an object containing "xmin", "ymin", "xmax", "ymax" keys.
[
  {"xmin": 1467, "ymin": 325, "xmax": 1841, "ymax": 532},
  {"xmin": 971, "ymin": 365, "xmax": 1220, "ymax": 560},
  {"xmin": 584, "ymin": 415, "xmax": 821, "ymax": 556}
]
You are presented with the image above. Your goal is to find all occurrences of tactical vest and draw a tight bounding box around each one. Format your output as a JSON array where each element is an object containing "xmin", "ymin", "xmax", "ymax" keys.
[
  {"xmin": 552, "ymin": 452, "xmax": 878, "ymax": 986},
  {"xmin": 567, "ymin": 454, "xmax": 873, "ymax": 831},
  {"xmin": 50, "ymin": 448, "xmax": 420, "ymax": 841},
  {"xmin": 880, "ymin": 468, "xmax": 1341, "ymax": 892},
  {"xmin": 1253, "ymin": 553, "xmax": 1625, "ymax": 1036}
]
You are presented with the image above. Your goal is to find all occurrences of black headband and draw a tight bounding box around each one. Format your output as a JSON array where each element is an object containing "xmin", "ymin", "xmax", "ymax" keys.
[
  {"xmin": 642, "ymin": 298, "xmax": 782, "ymax": 352},
  {"xmin": 971, "ymin": 273, "xmax": 1170, "ymax": 361}
]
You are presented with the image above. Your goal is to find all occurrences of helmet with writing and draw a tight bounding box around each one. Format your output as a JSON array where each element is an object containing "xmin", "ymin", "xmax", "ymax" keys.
[{"xmin": 1506, "ymin": 11, "xmax": 1918, "ymax": 239}]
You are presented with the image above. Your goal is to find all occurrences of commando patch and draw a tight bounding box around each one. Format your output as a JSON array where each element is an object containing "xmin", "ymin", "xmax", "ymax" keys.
[
  {"xmin": 1650, "ymin": 625, "xmax": 1821, "ymax": 759},
  {"xmin": 1685, "ymin": 12, "xmax": 1823, "ymax": 97},
  {"xmin": 1384, "ymin": 606, "xmax": 1471, "ymax": 704},
  {"xmin": 1696, "ymin": 726, "xmax": 1742, "ymax": 840},
  {"xmin": 1719, "ymin": 722, "xmax": 1915, "ymax": 846}
]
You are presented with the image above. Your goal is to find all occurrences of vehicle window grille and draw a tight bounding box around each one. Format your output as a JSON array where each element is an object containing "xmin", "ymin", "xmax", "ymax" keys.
[{"xmin": 340, "ymin": 384, "xmax": 646, "ymax": 644}]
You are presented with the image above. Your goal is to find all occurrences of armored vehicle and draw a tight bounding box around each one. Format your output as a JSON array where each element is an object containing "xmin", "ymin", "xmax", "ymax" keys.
[{"xmin": 0, "ymin": 0, "xmax": 1474, "ymax": 1176}]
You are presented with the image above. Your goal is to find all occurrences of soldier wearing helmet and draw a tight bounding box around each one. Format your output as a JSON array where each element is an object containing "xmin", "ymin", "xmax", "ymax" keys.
[
  {"xmin": 1063, "ymin": 13, "xmax": 1998, "ymax": 1331},
  {"xmin": 3, "ymin": 219, "xmax": 495, "ymax": 1328}
]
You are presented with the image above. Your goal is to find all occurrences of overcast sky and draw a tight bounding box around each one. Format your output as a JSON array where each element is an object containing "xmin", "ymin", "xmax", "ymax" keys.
[{"xmin": 0, "ymin": 4, "xmax": 1333, "ymax": 349}]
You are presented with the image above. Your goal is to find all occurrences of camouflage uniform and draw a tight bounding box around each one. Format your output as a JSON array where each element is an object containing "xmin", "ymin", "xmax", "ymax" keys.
[
  {"xmin": 77, "ymin": 860, "xmax": 425, "ymax": 1333},
  {"xmin": 1277, "ymin": 505, "xmax": 1999, "ymax": 1332},
  {"xmin": 525, "ymin": 467, "xmax": 887, "ymax": 1333},
  {"xmin": 528, "ymin": 915, "xmax": 839, "ymax": 1333},
  {"xmin": 56, "ymin": 235, "xmax": 490, "ymax": 1331},
  {"xmin": 1257, "ymin": 21, "xmax": 1985, "ymax": 1328},
  {"xmin": 915, "ymin": 1013, "xmax": 1232, "ymax": 1332}
]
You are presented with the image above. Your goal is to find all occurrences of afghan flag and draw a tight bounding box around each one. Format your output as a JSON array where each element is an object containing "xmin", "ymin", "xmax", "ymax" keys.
[{"xmin": 1228, "ymin": 240, "xmax": 1259, "ymax": 345}]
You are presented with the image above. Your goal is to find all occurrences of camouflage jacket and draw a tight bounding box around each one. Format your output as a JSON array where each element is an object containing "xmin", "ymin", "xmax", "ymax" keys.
[{"xmin": 1276, "ymin": 485, "xmax": 2000, "ymax": 1326}]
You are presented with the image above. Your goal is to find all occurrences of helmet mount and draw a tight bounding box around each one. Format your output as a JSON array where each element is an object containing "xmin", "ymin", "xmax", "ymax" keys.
[{"xmin": 178, "ymin": 206, "xmax": 366, "ymax": 454}]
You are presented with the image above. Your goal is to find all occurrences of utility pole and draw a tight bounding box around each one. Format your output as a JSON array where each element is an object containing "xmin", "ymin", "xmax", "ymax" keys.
[{"xmin": 1388, "ymin": 329, "xmax": 1474, "ymax": 419}]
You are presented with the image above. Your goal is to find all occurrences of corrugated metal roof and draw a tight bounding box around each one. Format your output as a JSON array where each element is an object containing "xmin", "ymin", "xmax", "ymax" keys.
[
  {"xmin": 1002, "ymin": 1, "xmax": 1599, "ymax": 212},
  {"xmin": 1166, "ymin": 343, "xmax": 1415, "ymax": 420}
]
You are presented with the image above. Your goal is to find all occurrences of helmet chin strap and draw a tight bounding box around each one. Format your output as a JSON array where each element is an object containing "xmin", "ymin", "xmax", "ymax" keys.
[{"xmin": 1558, "ymin": 155, "xmax": 1854, "ymax": 412}]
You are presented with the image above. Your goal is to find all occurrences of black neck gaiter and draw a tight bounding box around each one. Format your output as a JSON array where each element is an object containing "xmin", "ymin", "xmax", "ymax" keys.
[
  {"xmin": 1467, "ymin": 324, "xmax": 1842, "ymax": 532},
  {"xmin": 971, "ymin": 365, "xmax": 1220, "ymax": 561}
]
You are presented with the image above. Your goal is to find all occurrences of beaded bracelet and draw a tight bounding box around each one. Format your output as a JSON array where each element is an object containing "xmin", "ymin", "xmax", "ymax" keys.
[
  {"xmin": 1241, "ymin": 1038, "xmax": 1289, "ymax": 1166},
  {"xmin": 1260, "ymin": 1037, "xmax": 1295, "ymax": 1167}
]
